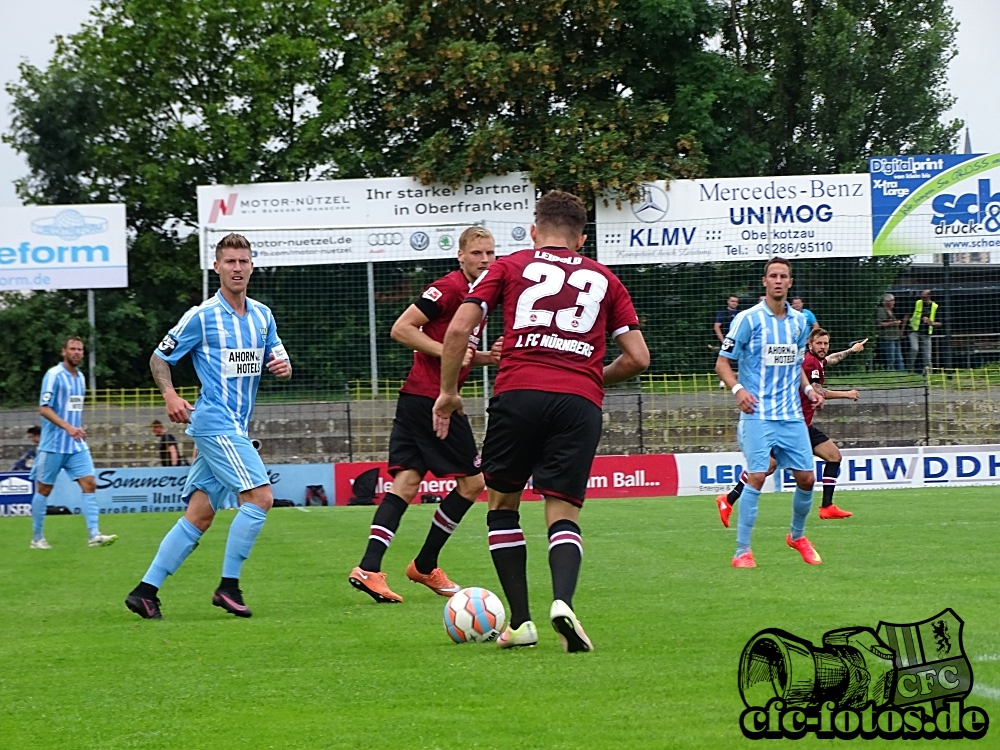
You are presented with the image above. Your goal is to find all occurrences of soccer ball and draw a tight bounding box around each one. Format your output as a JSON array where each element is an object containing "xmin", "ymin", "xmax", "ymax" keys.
[{"xmin": 443, "ymin": 587, "xmax": 506, "ymax": 643}]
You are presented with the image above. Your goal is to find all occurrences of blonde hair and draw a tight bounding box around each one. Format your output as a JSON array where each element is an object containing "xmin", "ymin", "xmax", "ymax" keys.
[{"xmin": 459, "ymin": 226, "xmax": 494, "ymax": 251}]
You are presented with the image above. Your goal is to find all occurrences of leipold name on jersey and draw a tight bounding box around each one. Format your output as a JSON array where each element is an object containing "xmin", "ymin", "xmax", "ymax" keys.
[
  {"xmin": 800, "ymin": 350, "xmax": 826, "ymax": 426},
  {"xmin": 464, "ymin": 247, "xmax": 639, "ymax": 408},
  {"xmin": 155, "ymin": 290, "xmax": 288, "ymax": 437},
  {"xmin": 38, "ymin": 363, "xmax": 88, "ymax": 454},
  {"xmin": 401, "ymin": 269, "xmax": 482, "ymax": 399},
  {"xmin": 721, "ymin": 301, "xmax": 811, "ymax": 421}
]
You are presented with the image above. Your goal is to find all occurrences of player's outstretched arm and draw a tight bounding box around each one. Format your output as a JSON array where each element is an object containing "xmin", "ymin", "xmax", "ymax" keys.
[
  {"xmin": 824, "ymin": 389, "xmax": 860, "ymax": 401},
  {"xmin": 603, "ymin": 330, "xmax": 650, "ymax": 386},
  {"xmin": 391, "ymin": 305, "xmax": 442, "ymax": 358},
  {"xmin": 150, "ymin": 352, "xmax": 195, "ymax": 424},
  {"xmin": 433, "ymin": 302, "xmax": 483, "ymax": 439},
  {"xmin": 39, "ymin": 405, "xmax": 86, "ymax": 440},
  {"xmin": 826, "ymin": 338, "xmax": 867, "ymax": 366}
]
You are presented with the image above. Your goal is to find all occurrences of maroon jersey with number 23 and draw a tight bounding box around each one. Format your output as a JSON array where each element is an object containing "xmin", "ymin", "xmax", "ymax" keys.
[{"xmin": 464, "ymin": 246, "xmax": 639, "ymax": 408}]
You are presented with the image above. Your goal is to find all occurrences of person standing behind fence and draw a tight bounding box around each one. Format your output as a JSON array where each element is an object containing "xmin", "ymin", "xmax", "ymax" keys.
[
  {"xmin": 714, "ymin": 296, "xmax": 740, "ymax": 344},
  {"xmin": 791, "ymin": 297, "xmax": 818, "ymax": 330},
  {"xmin": 876, "ymin": 294, "xmax": 904, "ymax": 371},
  {"xmin": 907, "ymin": 289, "xmax": 941, "ymax": 372},
  {"xmin": 151, "ymin": 420, "xmax": 181, "ymax": 467},
  {"xmin": 12, "ymin": 426, "xmax": 40, "ymax": 471}
]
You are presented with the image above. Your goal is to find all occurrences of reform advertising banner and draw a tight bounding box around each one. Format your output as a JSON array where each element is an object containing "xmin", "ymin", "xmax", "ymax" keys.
[
  {"xmin": 595, "ymin": 174, "xmax": 872, "ymax": 266},
  {"xmin": 0, "ymin": 204, "xmax": 128, "ymax": 290},
  {"xmin": 870, "ymin": 153, "xmax": 1000, "ymax": 258},
  {"xmin": 197, "ymin": 173, "xmax": 535, "ymax": 268}
]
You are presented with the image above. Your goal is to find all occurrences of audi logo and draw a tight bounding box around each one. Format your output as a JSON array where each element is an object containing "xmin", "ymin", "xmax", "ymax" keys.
[{"xmin": 368, "ymin": 232, "xmax": 404, "ymax": 246}]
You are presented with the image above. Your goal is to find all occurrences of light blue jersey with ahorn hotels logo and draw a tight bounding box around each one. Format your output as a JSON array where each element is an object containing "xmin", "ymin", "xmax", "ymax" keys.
[
  {"xmin": 720, "ymin": 301, "xmax": 811, "ymax": 421},
  {"xmin": 155, "ymin": 291, "xmax": 288, "ymax": 437},
  {"xmin": 38, "ymin": 363, "xmax": 88, "ymax": 453}
]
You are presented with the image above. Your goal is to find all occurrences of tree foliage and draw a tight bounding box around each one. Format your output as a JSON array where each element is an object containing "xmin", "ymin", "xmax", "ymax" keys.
[
  {"xmin": 1, "ymin": 0, "xmax": 963, "ymax": 399},
  {"xmin": 709, "ymin": 0, "xmax": 961, "ymax": 176}
]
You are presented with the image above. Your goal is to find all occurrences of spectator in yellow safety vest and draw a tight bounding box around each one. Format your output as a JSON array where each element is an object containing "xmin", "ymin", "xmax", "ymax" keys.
[{"xmin": 907, "ymin": 289, "xmax": 941, "ymax": 373}]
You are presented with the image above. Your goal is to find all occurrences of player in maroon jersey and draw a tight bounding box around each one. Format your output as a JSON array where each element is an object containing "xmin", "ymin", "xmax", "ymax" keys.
[
  {"xmin": 716, "ymin": 328, "xmax": 866, "ymax": 525},
  {"xmin": 432, "ymin": 190, "xmax": 650, "ymax": 652},
  {"xmin": 349, "ymin": 227, "xmax": 502, "ymax": 604}
]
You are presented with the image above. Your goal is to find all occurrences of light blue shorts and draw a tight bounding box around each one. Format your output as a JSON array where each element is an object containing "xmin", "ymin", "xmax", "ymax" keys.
[
  {"xmin": 737, "ymin": 419, "xmax": 814, "ymax": 474},
  {"xmin": 31, "ymin": 449, "xmax": 95, "ymax": 485},
  {"xmin": 181, "ymin": 434, "xmax": 269, "ymax": 512}
]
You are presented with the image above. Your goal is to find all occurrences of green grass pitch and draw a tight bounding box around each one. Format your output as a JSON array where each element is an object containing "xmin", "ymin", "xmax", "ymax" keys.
[{"xmin": 0, "ymin": 488, "xmax": 997, "ymax": 749}]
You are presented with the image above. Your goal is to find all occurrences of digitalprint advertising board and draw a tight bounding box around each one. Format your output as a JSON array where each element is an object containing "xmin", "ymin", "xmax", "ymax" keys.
[
  {"xmin": 595, "ymin": 174, "xmax": 872, "ymax": 266},
  {"xmin": 870, "ymin": 153, "xmax": 1000, "ymax": 258},
  {"xmin": 0, "ymin": 204, "xmax": 128, "ymax": 290},
  {"xmin": 197, "ymin": 173, "xmax": 535, "ymax": 267}
]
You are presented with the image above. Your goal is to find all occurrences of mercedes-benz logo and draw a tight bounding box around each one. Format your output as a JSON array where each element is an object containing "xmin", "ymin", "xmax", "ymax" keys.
[
  {"xmin": 631, "ymin": 184, "xmax": 669, "ymax": 223},
  {"xmin": 511, "ymin": 226, "xmax": 526, "ymax": 241},
  {"xmin": 410, "ymin": 231, "xmax": 430, "ymax": 251},
  {"xmin": 368, "ymin": 232, "xmax": 404, "ymax": 246}
]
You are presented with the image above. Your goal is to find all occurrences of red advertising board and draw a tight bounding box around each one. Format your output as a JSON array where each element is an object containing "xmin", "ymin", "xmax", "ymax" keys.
[{"xmin": 333, "ymin": 454, "xmax": 678, "ymax": 505}]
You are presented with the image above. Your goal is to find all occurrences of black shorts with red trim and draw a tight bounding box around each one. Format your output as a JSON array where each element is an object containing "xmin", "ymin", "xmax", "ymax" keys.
[
  {"xmin": 388, "ymin": 393, "xmax": 481, "ymax": 479},
  {"xmin": 808, "ymin": 424, "xmax": 831, "ymax": 449},
  {"xmin": 480, "ymin": 389, "xmax": 603, "ymax": 508}
]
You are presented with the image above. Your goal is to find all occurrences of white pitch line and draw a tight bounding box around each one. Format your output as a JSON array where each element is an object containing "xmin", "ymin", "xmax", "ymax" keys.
[
  {"xmin": 294, "ymin": 506, "xmax": 311, "ymax": 513},
  {"xmin": 973, "ymin": 654, "xmax": 1000, "ymax": 662}
]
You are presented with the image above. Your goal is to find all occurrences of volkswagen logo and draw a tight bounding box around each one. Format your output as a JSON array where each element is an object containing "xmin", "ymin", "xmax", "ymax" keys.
[
  {"xmin": 511, "ymin": 226, "xmax": 526, "ymax": 241},
  {"xmin": 631, "ymin": 184, "xmax": 669, "ymax": 223},
  {"xmin": 368, "ymin": 232, "xmax": 403, "ymax": 246},
  {"xmin": 409, "ymin": 231, "xmax": 430, "ymax": 251}
]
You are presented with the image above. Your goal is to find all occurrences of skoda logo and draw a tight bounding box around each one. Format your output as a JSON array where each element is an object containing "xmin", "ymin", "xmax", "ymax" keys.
[
  {"xmin": 368, "ymin": 232, "xmax": 403, "ymax": 246},
  {"xmin": 631, "ymin": 184, "xmax": 669, "ymax": 223},
  {"xmin": 409, "ymin": 231, "xmax": 430, "ymax": 251},
  {"xmin": 511, "ymin": 226, "xmax": 526, "ymax": 241}
]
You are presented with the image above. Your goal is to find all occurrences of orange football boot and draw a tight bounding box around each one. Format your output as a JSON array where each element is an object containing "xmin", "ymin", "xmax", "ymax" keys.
[
  {"xmin": 405, "ymin": 560, "xmax": 461, "ymax": 597},
  {"xmin": 786, "ymin": 534, "xmax": 822, "ymax": 565},
  {"xmin": 349, "ymin": 567, "xmax": 403, "ymax": 603},
  {"xmin": 819, "ymin": 504, "xmax": 852, "ymax": 519},
  {"xmin": 732, "ymin": 550, "xmax": 756, "ymax": 568},
  {"xmin": 716, "ymin": 494, "xmax": 733, "ymax": 528}
]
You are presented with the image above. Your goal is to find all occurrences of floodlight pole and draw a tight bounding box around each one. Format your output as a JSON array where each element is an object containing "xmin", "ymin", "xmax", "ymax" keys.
[
  {"xmin": 481, "ymin": 322, "xmax": 490, "ymax": 418},
  {"xmin": 87, "ymin": 289, "xmax": 97, "ymax": 392},
  {"xmin": 367, "ymin": 261, "xmax": 378, "ymax": 396}
]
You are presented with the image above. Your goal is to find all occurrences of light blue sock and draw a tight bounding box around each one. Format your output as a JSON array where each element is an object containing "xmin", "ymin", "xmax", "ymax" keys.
[
  {"xmin": 142, "ymin": 518, "xmax": 203, "ymax": 588},
  {"xmin": 82, "ymin": 493, "xmax": 100, "ymax": 537},
  {"xmin": 735, "ymin": 485, "xmax": 761, "ymax": 556},
  {"xmin": 790, "ymin": 487, "xmax": 814, "ymax": 540},
  {"xmin": 31, "ymin": 492, "xmax": 47, "ymax": 541},
  {"xmin": 222, "ymin": 503, "xmax": 268, "ymax": 579}
]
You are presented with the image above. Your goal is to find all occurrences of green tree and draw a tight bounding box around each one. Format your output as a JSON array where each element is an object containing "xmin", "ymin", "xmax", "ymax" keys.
[
  {"xmin": 708, "ymin": 0, "xmax": 961, "ymax": 176},
  {"xmin": 2, "ymin": 0, "xmax": 368, "ymax": 401},
  {"xmin": 349, "ymin": 0, "xmax": 721, "ymax": 201}
]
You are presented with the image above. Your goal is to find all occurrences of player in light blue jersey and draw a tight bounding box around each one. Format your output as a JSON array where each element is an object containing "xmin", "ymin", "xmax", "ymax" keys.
[
  {"xmin": 126, "ymin": 233, "xmax": 291, "ymax": 620},
  {"xmin": 29, "ymin": 336, "xmax": 118, "ymax": 549},
  {"xmin": 716, "ymin": 257, "xmax": 825, "ymax": 568}
]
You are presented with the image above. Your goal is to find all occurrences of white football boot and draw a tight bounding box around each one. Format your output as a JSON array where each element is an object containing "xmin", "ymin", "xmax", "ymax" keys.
[
  {"xmin": 497, "ymin": 620, "xmax": 539, "ymax": 649},
  {"xmin": 550, "ymin": 599, "xmax": 594, "ymax": 653}
]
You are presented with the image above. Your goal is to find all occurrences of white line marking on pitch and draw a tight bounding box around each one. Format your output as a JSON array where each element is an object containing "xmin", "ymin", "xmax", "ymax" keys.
[
  {"xmin": 973, "ymin": 654, "xmax": 1000, "ymax": 662},
  {"xmin": 294, "ymin": 507, "xmax": 311, "ymax": 513}
]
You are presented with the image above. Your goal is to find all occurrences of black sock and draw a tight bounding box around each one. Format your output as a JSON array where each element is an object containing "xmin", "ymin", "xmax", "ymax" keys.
[
  {"xmin": 359, "ymin": 492, "xmax": 409, "ymax": 572},
  {"xmin": 218, "ymin": 576, "xmax": 239, "ymax": 592},
  {"xmin": 822, "ymin": 462, "xmax": 840, "ymax": 507},
  {"xmin": 548, "ymin": 520, "xmax": 582, "ymax": 609},
  {"xmin": 487, "ymin": 509, "xmax": 530, "ymax": 628},
  {"xmin": 134, "ymin": 581, "xmax": 158, "ymax": 598},
  {"xmin": 414, "ymin": 489, "xmax": 475, "ymax": 575},
  {"xmin": 727, "ymin": 471, "xmax": 748, "ymax": 505}
]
